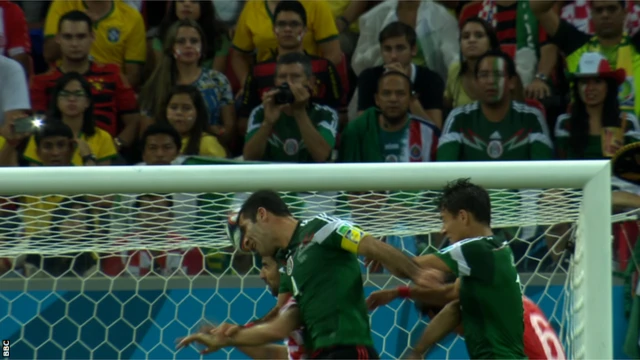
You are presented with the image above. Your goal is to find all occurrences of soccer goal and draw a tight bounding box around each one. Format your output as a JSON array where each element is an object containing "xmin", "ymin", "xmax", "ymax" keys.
[{"xmin": 0, "ymin": 161, "xmax": 613, "ymax": 359}]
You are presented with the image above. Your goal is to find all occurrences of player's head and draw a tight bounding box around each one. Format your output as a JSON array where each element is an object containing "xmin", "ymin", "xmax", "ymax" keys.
[
  {"xmin": 259, "ymin": 256, "xmax": 281, "ymax": 297},
  {"xmin": 437, "ymin": 178, "xmax": 491, "ymax": 242},
  {"xmin": 237, "ymin": 190, "xmax": 292, "ymax": 256}
]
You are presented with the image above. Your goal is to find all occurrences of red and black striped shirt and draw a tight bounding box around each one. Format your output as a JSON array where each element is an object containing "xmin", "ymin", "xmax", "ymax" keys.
[
  {"xmin": 239, "ymin": 54, "xmax": 345, "ymax": 118},
  {"xmin": 29, "ymin": 62, "xmax": 138, "ymax": 136}
]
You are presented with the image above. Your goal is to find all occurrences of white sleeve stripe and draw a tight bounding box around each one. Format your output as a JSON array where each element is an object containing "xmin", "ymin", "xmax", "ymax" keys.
[
  {"xmin": 529, "ymin": 133, "xmax": 554, "ymax": 148},
  {"xmin": 246, "ymin": 105, "xmax": 265, "ymax": 134},
  {"xmin": 442, "ymin": 102, "xmax": 478, "ymax": 134},
  {"xmin": 314, "ymin": 104, "xmax": 339, "ymax": 137},
  {"xmin": 450, "ymin": 244, "xmax": 470, "ymax": 276},
  {"xmin": 513, "ymin": 102, "xmax": 552, "ymax": 138},
  {"xmin": 625, "ymin": 112, "xmax": 640, "ymax": 132},
  {"xmin": 437, "ymin": 133, "xmax": 463, "ymax": 147},
  {"xmin": 7, "ymin": 47, "xmax": 26, "ymax": 57},
  {"xmin": 554, "ymin": 113, "xmax": 571, "ymax": 139}
]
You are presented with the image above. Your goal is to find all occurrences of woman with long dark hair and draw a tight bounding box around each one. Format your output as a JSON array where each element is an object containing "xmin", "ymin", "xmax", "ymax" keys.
[
  {"xmin": 555, "ymin": 52, "xmax": 640, "ymax": 159},
  {"xmin": 157, "ymin": 85, "xmax": 226, "ymax": 157},
  {"xmin": 444, "ymin": 17, "xmax": 500, "ymax": 110},
  {"xmin": 23, "ymin": 72, "xmax": 117, "ymax": 166},
  {"xmin": 140, "ymin": 20, "xmax": 235, "ymax": 146},
  {"xmin": 153, "ymin": 0, "xmax": 229, "ymax": 72}
]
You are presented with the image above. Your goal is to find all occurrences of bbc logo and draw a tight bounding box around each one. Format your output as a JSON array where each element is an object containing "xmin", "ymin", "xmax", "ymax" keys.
[{"xmin": 2, "ymin": 339, "xmax": 9, "ymax": 358}]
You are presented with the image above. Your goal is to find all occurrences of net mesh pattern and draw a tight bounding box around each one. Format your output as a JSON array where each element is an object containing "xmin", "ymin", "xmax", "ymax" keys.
[
  {"xmin": 0, "ymin": 189, "xmax": 582, "ymax": 256},
  {"xmin": 0, "ymin": 188, "xmax": 626, "ymax": 359}
]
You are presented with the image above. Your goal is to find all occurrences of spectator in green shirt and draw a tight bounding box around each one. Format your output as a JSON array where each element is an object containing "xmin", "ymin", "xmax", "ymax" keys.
[{"xmin": 243, "ymin": 52, "xmax": 338, "ymax": 163}]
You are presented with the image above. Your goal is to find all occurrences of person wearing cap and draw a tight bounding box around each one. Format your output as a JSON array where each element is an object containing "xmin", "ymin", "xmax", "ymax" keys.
[
  {"xmin": 555, "ymin": 52, "xmax": 640, "ymax": 159},
  {"xmin": 531, "ymin": 0, "xmax": 640, "ymax": 117}
]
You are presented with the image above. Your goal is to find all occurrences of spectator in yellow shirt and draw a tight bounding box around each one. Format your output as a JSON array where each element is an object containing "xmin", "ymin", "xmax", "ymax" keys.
[
  {"xmin": 231, "ymin": 0, "xmax": 342, "ymax": 92},
  {"xmin": 326, "ymin": 0, "xmax": 369, "ymax": 58},
  {"xmin": 43, "ymin": 0, "xmax": 146, "ymax": 88},
  {"xmin": 0, "ymin": 122, "xmax": 94, "ymax": 235},
  {"xmin": 158, "ymin": 85, "xmax": 227, "ymax": 158},
  {"xmin": 23, "ymin": 72, "xmax": 118, "ymax": 166}
]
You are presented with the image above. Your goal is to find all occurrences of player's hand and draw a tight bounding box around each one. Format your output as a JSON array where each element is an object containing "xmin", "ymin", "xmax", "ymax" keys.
[
  {"xmin": 366, "ymin": 289, "xmax": 398, "ymax": 311},
  {"xmin": 364, "ymin": 257, "xmax": 382, "ymax": 273},
  {"xmin": 262, "ymin": 89, "xmax": 285, "ymax": 125},
  {"xmin": 175, "ymin": 332, "xmax": 227, "ymax": 355},
  {"xmin": 209, "ymin": 322, "xmax": 242, "ymax": 337},
  {"xmin": 412, "ymin": 268, "xmax": 446, "ymax": 290}
]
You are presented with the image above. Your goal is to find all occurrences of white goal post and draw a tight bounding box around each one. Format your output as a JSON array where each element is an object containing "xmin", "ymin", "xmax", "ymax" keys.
[{"xmin": 0, "ymin": 160, "xmax": 612, "ymax": 359}]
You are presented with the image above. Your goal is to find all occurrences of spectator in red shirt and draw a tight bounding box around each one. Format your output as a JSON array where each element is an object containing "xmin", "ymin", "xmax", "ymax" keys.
[
  {"xmin": 0, "ymin": 0, "xmax": 32, "ymax": 76},
  {"xmin": 29, "ymin": 11, "xmax": 140, "ymax": 158}
]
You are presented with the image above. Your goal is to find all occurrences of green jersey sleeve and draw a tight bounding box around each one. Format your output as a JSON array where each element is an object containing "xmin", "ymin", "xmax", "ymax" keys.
[
  {"xmin": 527, "ymin": 107, "xmax": 554, "ymax": 160},
  {"xmin": 437, "ymin": 110, "xmax": 462, "ymax": 161},
  {"xmin": 245, "ymin": 105, "xmax": 266, "ymax": 141},
  {"xmin": 434, "ymin": 237, "xmax": 497, "ymax": 282},
  {"xmin": 309, "ymin": 216, "xmax": 366, "ymax": 254},
  {"xmin": 554, "ymin": 113, "xmax": 570, "ymax": 159},
  {"xmin": 279, "ymin": 271, "xmax": 293, "ymax": 295},
  {"xmin": 315, "ymin": 105, "xmax": 339, "ymax": 150},
  {"xmin": 624, "ymin": 113, "xmax": 640, "ymax": 144},
  {"xmin": 338, "ymin": 120, "xmax": 360, "ymax": 163}
]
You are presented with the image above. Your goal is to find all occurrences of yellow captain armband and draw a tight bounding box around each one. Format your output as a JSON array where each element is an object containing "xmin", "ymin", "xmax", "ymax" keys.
[{"xmin": 336, "ymin": 223, "xmax": 366, "ymax": 254}]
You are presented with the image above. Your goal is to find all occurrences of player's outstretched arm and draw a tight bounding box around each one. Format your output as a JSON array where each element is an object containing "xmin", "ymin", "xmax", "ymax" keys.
[
  {"xmin": 358, "ymin": 236, "xmax": 442, "ymax": 288},
  {"xmin": 366, "ymin": 278, "xmax": 460, "ymax": 311},
  {"xmin": 177, "ymin": 309, "xmax": 300, "ymax": 354},
  {"xmin": 208, "ymin": 324, "xmax": 290, "ymax": 360},
  {"xmin": 409, "ymin": 299, "xmax": 461, "ymax": 359},
  {"xmin": 221, "ymin": 306, "xmax": 301, "ymax": 347}
]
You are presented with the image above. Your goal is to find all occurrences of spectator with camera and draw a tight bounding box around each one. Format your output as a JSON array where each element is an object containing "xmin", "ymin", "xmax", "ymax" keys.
[
  {"xmin": 243, "ymin": 52, "xmax": 338, "ymax": 163},
  {"xmin": 239, "ymin": 1, "xmax": 346, "ymax": 137}
]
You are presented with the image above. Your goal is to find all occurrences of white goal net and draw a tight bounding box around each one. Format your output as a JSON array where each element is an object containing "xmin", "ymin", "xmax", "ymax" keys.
[{"xmin": 0, "ymin": 161, "xmax": 614, "ymax": 359}]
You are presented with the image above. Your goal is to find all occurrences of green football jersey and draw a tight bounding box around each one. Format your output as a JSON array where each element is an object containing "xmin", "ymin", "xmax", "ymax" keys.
[
  {"xmin": 435, "ymin": 236, "xmax": 526, "ymax": 359},
  {"xmin": 437, "ymin": 101, "xmax": 553, "ymax": 161},
  {"xmin": 245, "ymin": 103, "xmax": 339, "ymax": 163},
  {"xmin": 554, "ymin": 112, "xmax": 640, "ymax": 159},
  {"xmin": 277, "ymin": 214, "xmax": 373, "ymax": 351}
]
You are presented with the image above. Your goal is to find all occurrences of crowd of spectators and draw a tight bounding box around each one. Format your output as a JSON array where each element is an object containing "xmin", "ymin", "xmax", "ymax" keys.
[{"xmin": 0, "ymin": 0, "xmax": 639, "ymax": 282}]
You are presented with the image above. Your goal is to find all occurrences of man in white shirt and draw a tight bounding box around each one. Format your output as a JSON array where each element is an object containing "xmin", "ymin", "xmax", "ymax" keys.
[{"xmin": 0, "ymin": 55, "xmax": 30, "ymax": 126}]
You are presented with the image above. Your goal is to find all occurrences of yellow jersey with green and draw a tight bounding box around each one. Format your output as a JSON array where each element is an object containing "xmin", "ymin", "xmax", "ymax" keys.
[{"xmin": 44, "ymin": 0, "xmax": 146, "ymax": 66}]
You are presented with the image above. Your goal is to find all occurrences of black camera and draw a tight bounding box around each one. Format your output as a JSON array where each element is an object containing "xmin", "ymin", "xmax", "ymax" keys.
[{"xmin": 273, "ymin": 83, "xmax": 295, "ymax": 105}]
